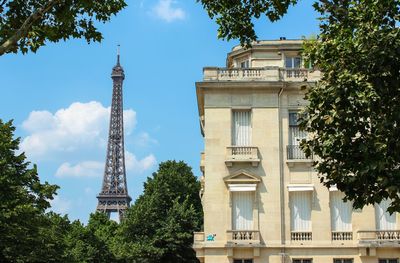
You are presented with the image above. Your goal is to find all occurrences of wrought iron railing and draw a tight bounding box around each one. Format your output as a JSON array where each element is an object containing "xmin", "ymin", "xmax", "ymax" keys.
[
  {"xmin": 287, "ymin": 145, "xmax": 312, "ymax": 160},
  {"xmin": 332, "ymin": 231, "xmax": 353, "ymax": 241}
]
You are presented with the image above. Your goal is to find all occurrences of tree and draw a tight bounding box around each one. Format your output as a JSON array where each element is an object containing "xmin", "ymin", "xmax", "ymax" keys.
[
  {"xmin": 0, "ymin": 119, "xmax": 59, "ymax": 262},
  {"xmin": 118, "ymin": 160, "xmax": 202, "ymax": 263},
  {"xmin": 198, "ymin": 0, "xmax": 297, "ymax": 46},
  {"xmin": 300, "ymin": 0, "xmax": 400, "ymax": 212},
  {"xmin": 200, "ymin": 0, "xmax": 400, "ymax": 212},
  {"xmin": 0, "ymin": 0, "xmax": 126, "ymax": 55}
]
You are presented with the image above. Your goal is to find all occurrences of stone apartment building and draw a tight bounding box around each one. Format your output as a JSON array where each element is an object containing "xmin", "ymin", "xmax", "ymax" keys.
[{"xmin": 193, "ymin": 39, "xmax": 400, "ymax": 263}]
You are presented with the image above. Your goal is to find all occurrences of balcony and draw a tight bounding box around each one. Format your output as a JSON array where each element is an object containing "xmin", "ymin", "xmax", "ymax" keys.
[
  {"xmin": 287, "ymin": 145, "xmax": 312, "ymax": 160},
  {"xmin": 226, "ymin": 230, "xmax": 260, "ymax": 246},
  {"xmin": 193, "ymin": 232, "xmax": 205, "ymax": 243},
  {"xmin": 332, "ymin": 231, "xmax": 353, "ymax": 241},
  {"xmin": 358, "ymin": 230, "xmax": 400, "ymax": 246},
  {"xmin": 291, "ymin": 231, "xmax": 312, "ymax": 241},
  {"xmin": 203, "ymin": 67, "xmax": 321, "ymax": 82},
  {"xmin": 225, "ymin": 146, "xmax": 260, "ymax": 167}
]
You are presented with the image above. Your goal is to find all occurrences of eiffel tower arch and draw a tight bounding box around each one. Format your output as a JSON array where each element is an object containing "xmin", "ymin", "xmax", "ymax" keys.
[{"xmin": 96, "ymin": 49, "xmax": 131, "ymax": 221}]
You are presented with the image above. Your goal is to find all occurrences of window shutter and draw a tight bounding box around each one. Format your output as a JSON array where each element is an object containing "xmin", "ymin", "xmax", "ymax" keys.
[
  {"xmin": 290, "ymin": 192, "xmax": 312, "ymax": 231},
  {"xmin": 232, "ymin": 191, "xmax": 253, "ymax": 230},
  {"xmin": 375, "ymin": 199, "xmax": 397, "ymax": 230},
  {"xmin": 233, "ymin": 111, "xmax": 251, "ymax": 146},
  {"xmin": 330, "ymin": 191, "xmax": 352, "ymax": 231}
]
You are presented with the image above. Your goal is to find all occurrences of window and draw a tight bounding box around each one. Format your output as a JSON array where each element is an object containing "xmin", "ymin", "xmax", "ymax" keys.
[
  {"xmin": 234, "ymin": 259, "xmax": 253, "ymax": 263},
  {"xmin": 293, "ymin": 259, "xmax": 312, "ymax": 263},
  {"xmin": 232, "ymin": 192, "xmax": 253, "ymax": 230},
  {"xmin": 232, "ymin": 110, "xmax": 251, "ymax": 146},
  {"xmin": 290, "ymin": 191, "xmax": 312, "ymax": 232},
  {"xmin": 285, "ymin": 56, "xmax": 302, "ymax": 68},
  {"xmin": 330, "ymin": 191, "xmax": 352, "ymax": 232},
  {"xmin": 379, "ymin": 259, "xmax": 399, "ymax": 263},
  {"xmin": 375, "ymin": 199, "xmax": 397, "ymax": 230},
  {"xmin": 288, "ymin": 112, "xmax": 308, "ymax": 159},
  {"xmin": 334, "ymin": 259, "xmax": 353, "ymax": 263},
  {"xmin": 240, "ymin": 60, "xmax": 250, "ymax": 68}
]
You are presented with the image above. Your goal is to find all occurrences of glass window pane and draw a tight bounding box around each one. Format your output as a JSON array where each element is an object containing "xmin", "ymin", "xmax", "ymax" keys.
[
  {"xmin": 343, "ymin": 259, "xmax": 353, "ymax": 263},
  {"xmin": 244, "ymin": 260, "xmax": 253, "ymax": 263},
  {"xmin": 234, "ymin": 260, "xmax": 242, "ymax": 263},
  {"xmin": 303, "ymin": 260, "xmax": 312, "ymax": 263},
  {"xmin": 286, "ymin": 57, "xmax": 293, "ymax": 68},
  {"xmin": 294, "ymin": 57, "xmax": 301, "ymax": 68},
  {"xmin": 388, "ymin": 260, "xmax": 398, "ymax": 263}
]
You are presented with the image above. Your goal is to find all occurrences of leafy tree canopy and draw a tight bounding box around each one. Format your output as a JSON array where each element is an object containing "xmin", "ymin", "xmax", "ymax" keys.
[
  {"xmin": 0, "ymin": 0, "xmax": 126, "ymax": 55},
  {"xmin": 0, "ymin": 119, "xmax": 59, "ymax": 262},
  {"xmin": 300, "ymin": 0, "xmax": 400, "ymax": 212},
  {"xmin": 119, "ymin": 160, "xmax": 202, "ymax": 263},
  {"xmin": 198, "ymin": 0, "xmax": 297, "ymax": 46}
]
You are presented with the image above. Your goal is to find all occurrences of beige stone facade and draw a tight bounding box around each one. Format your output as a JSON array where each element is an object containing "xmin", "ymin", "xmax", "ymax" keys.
[{"xmin": 193, "ymin": 40, "xmax": 400, "ymax": 263}]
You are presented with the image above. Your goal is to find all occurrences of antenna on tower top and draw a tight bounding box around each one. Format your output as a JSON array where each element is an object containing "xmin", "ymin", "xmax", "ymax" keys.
[{"xmin": 117, "ymin": 44, "xmax": 120, "ymax": 65}]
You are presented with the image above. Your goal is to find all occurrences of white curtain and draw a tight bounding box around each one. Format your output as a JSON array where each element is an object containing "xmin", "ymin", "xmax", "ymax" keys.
[
  {"xmin": 232, "ymin": 191, "xmax": 253, "ymax": 230},
  {"xmin": 375, "ymin": 199, "xmax": 397, "ymax": 230},
  {"xmin": 290, "ymin": 191, "xmax": 312, "ymax": 231},
  {"xmin": 233, "ymin": 111, "xmax": 251, "ymax": 146},
  {"xmin": 330, "ymin": 191, "xmax": 352, "ymax": 231}
]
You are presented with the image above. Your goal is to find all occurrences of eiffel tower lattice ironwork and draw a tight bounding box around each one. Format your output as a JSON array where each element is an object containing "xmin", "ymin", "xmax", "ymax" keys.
[{"xmin": 96, "ymin": 48, "xmax": 131, "ymax": 220}]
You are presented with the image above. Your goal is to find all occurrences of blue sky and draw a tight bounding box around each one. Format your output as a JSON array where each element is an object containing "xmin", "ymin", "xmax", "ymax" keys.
[{"xmin": 0, "ymin": 0, "xmax": 319, "ymax": 222}]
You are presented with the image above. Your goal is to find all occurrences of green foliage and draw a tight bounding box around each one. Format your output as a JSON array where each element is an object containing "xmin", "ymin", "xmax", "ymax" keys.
[
  {"xmin": 198, "ymin": 0, "xmax": 297, "ymax": 46},
  {"xmin": 0, "ymin": 0, "xmax": 127, "ymax": 55},
  {"xmin": 64, "ymin": 214, "xmax": 117, "ymax": 263},
  {"xmin": 0, "ymin": 120, "xmax": 202, "ymax": 261},
  {"xmin": 119, "ymin": 160, "xmax": 202, "ymax": 263},
  {"xmin": 0, "ymin": 119, "xmax": 59, "ymax": 262},
  {"xmin": 300, "ymin": 0, "xmax": 400, "ymax": 212}
]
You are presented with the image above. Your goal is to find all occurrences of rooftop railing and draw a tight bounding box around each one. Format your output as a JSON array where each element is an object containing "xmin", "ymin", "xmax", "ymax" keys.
[{"xmin": 203, "ymin": 67, "xmax": 321, "ymax": 82}]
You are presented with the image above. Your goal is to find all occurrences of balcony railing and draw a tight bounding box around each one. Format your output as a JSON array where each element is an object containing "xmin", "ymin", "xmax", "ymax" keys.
[
  {"xmin": 226, "ymin": 146, "xmax": 260, "ymax": 167},
  {"xmin": 358, "ymin": 230, "xmax": 400, "ymax": 243},
  {"xmin": 291, "ymin": 231, "xmax": 312, "ymax": 241},
  {"xmin": 226, "ymin": 230, "xmax": 260, "ymax": 245},
  {"xmin": 287, "ymin": 145, "xmax": 312, "ymax": 160},
  {"xmin": 203, "ymin": 67, "xmax": 321, "ymax": 82},
  {"xmin": 332, "ymin": 231, "xmax": 353, "ymax": 241}
]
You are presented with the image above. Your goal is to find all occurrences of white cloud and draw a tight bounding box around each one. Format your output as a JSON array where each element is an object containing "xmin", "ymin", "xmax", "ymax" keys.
[
  {"xmin": 151, "ymin": 0, "xmax": 186, "ymax": 22},
  {"xmin": 21, "ymin": 101, "xmax": 136, "ymax": 160},
  {"xmin": 135, "ymin": 132, "xmax": 158, "ymax": 147},
  {"xmin": 55, "ymin": 161, "xmax": 104, "ymax": 178},
  {"xmin": 49, "ymin": 196, "xmax": 71, "ymax": 215},
  {"xmin": 125, "ymin": 151, "xmax": 157, "ymax": 173},
  {"xmin": 55, "ymin": 152, "xmax": 156, "ymax": 178}
]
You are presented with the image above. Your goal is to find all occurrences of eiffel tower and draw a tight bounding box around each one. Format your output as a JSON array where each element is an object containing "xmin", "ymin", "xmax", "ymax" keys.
[{"xmin": 96, "ymin": 47, "xmax": 131, "ymax": 220}]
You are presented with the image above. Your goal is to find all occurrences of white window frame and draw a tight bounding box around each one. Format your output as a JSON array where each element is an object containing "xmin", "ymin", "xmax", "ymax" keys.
[{"xmin": 285, "ymin": 56, "xmax": 302, "ymax": 68}]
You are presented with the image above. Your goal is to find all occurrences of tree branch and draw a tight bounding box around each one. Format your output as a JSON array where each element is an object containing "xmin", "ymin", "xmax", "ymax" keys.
[{"xmin": 0, "ymin": 0, "xmax": 61, "ymax": 56}]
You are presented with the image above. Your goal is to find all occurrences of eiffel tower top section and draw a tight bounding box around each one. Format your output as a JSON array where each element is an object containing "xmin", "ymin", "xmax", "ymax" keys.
[
  {"xmin": 96, "ymin": 48, "xmax": 131, "ymax": 218},
  {"xmin": 112, "ymin": 46, "xmax": 125, "ymax": 79}
]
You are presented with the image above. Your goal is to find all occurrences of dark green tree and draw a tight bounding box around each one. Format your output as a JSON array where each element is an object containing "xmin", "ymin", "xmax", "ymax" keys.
[
  {"xmin": 64, "ymin": 217, "xmax": 117, "ymax": 263},
  {"xmin": 300, "ymin": 0, "xmax": 400, "ymax": 212},
  {"xmin": 0, "ymin": 119, "xmax": 59, "ymax": 262},
  {"xmin": 198, "ymin": 0, "xmax": 297, "ymax": 46},
  {"xmin": 118, "ymin": 160, "xmax": 202, "ymax": 263},
  {"xmin": 200, "ymin": 0, "xmax": 400, "ymax": 212},
  {"xmin": 0, "ymin": 0, "xmax": 126, "ymax": 55}
]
